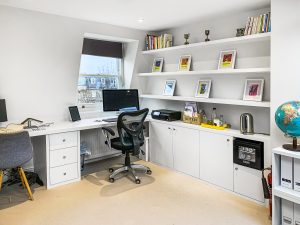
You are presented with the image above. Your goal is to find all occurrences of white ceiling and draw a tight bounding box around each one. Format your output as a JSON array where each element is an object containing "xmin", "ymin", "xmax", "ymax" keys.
[{"xmin": 0, "ymin": 0, "xmax": 270, "ymax": 31}]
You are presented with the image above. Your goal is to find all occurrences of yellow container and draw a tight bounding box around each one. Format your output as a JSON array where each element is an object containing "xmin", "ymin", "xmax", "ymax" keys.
[{"xmin": 200, "ymin": 123, "xmax": 226, "ymax": 130}]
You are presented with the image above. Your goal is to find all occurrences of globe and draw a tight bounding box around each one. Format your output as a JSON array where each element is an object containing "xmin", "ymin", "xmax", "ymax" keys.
[{"xmin": 275, "ymin": 101, "xmax": 300, "ymax": 150}]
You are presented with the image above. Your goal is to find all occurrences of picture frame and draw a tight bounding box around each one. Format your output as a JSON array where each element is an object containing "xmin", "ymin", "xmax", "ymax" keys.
[
  {"xmin": 243, "ymin": 79, "xmax": 264, "ymax": 101},
  {"xmin": 195, "ymin": 80, "xmax": 212, "ymax": 98},
  {"xmin": 178, "ymin": 55, "xmax": 192, "ymax": 71},
  {"xmin": 163, "ymin": 80, "xmax": 176, "ymax": 96},
  {"xmin": 152, "ymin": 58, "xmax": 164, "ymax": 72},
  {"xmin": 218, "ymin": 50, "xmax": 237, "ymax": 69}
]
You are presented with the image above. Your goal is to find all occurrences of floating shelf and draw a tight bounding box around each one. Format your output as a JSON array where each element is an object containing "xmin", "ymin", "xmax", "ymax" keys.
[
  {"xmin": 142, "ymin": 33, "xmax": 271, "ymax": 55},
  {"xmin": 138, "ymin": 67, "xmax": 270, "ymax": 77},
  {"xmin": 140, "ymin": 94, "xmax": 270, "ymax": 108}
]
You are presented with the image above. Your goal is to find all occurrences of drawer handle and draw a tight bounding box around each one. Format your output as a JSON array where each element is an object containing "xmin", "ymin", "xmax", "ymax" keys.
[
  {"xmin": 283, "ymin": 217, "xmax": 292, "ymax": 224},
  {"xmin": 62, "ymin": 139, "xmax": 66, "ymax": 142},
  {"xmin": 235, "ymin": 167, "xmax": 238, "ymax": 171},
  {"xmin": 62, "ymin": 156, "xmax": 66, "ymax": 159},
  {"xmin": 63, "ymin": 172, "xmax": 67, "ymax": 176},
  {"xmin": 227, "ymin": 139, "xmax": 230, "ymax": 142}
]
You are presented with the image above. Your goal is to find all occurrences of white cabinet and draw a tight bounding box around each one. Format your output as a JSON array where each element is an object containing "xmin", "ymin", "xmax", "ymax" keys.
[
  {"xmin": 46, "ymin": 131, "xmax": 80, "ymax": 188},
  {"xmin": 199, "ymin": 131, "xmax": 233, "ymax": 191},
  {"xmin": 173, "ymin": 126, "xmax": 199, "ymax": 178},
  {"xmin": 234, "ymin": 164, "xmax": 264, "ymax": 202},
  {"xmin": 149, "ymin": 121, "xmax": 200, "ymax": 177},
  {"xmin": 149, "ymin": 122, "xmax": 173, "ymax": 168}
]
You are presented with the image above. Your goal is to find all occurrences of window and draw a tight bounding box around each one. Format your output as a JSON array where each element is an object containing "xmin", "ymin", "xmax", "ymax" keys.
[{"xmin": 78, "ymin": 39, "xmax": 123, "ymax": 105}]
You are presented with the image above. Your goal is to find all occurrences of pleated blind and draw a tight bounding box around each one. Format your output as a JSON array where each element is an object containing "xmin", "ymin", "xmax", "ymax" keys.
[{"xmin": 82, "ymin": 38, "xmax": 123, "ymax": 58}]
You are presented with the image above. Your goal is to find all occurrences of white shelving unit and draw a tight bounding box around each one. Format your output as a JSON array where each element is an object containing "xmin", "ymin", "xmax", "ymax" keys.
[
  {"xmin": 138, "ymin": 67, "xmax": 270, "ymax": 77},
  {"xmin": 142, "ymin": 32, "xmax": 271, "ymax": 55},
  {"xmin": 140, "ymin": 94, "xmax": 270, "ymax": 108},
  {"xmin": 272, "ymin": 147, "xmax": 300, "ymax": 225}
]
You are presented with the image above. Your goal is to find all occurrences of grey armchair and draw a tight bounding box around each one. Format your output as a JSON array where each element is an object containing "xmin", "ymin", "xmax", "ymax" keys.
[{"xmin": 0, "ymin": 131, "xmax": 34, "ymax": 200}]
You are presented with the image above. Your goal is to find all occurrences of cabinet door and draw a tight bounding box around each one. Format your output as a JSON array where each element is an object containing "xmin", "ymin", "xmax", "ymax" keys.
[
  {"xmin": 149, "ymin": 121, "xmax": 173, "ymax": 168},
  {"xmin": 199, "ymin": 131, "xmax": 233, "ymax": 191},
  {"xmin": 234, "ymin": 164, "xmax": 264, "ymax": 202},
  {"xmin": 173, "ymin": 126, "xmax": 199, "ymax": 178}
]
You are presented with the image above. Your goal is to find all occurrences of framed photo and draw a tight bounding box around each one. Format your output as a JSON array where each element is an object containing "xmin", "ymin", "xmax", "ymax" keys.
[
  {"xmin": 243, "ymin": 79, "xmax": 264, "ymax": 101},
  {"xmin": 178, "ymin": 55, "xmax": 191, "ymax": 71},
  {"xmin": 195, "ymin": 80, "xmax": 212, "ymax": 98},
  {"xmin": 152, "ymin": 58, "xmax": 164, "ymax": 72},
  {"xmin": 218, "ymin": 50, "xmax": 237, "ymax": 69},
  {"xmin": 163, "ymin": 80, "xmax": 176, "ymax": 96}
]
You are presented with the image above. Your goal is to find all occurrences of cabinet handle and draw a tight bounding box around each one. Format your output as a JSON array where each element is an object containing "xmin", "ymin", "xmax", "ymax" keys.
[
  {"xmin": 173, "ymin": 128, "xmax": 176, "ymax": 131},
  {"xmin": 62, "ymin": 139, "xmax": 66, "ymax": 142},
  {"xmin": 168, "ymin": 127, "xmax": 171, "ymax": 130},
  {"xmin": 227, "ymin": 139, "xmax": 230, "ymax": 142},
  {"xmin": 62, "ymin": 156, "xmax": 66, "ymax": 159},
  {"xmin": 235, "ymin": 167, "xmax": 238, "ymax": 171},
  {"xmin": 63, "ymin": 172, "xmax": 67, "ymax": 176}
]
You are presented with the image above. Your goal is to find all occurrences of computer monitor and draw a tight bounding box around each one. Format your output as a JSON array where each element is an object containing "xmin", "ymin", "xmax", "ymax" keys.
[
  {"xmin": 0, "ymin": 99, "xmax": 7, "ymax": 122},
  {"xmin": 102, "ymin": 89, "xmax": 139, "ymax": 112}
]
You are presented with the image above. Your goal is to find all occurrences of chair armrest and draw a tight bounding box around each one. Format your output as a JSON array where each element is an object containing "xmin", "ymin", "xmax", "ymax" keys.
[{"xmin": 102, "ymin": 127, "xmax": 115, "ymax": 136}]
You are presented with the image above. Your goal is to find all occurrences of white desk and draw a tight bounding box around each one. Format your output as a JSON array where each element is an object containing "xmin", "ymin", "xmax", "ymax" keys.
[{"xmin": 29, "ymin": 117, "xmax": 150, "ymax": 189}]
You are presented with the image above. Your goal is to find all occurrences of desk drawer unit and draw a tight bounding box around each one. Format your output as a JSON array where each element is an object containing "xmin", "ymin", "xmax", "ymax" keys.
[
  {"xmin": 49, "ymin": 147, "xmax": 78, "ymax": 168},
  {"xmin": 50, "ymin": 163, "xmax": 78, "ymax": 185},
  {"xmin": 49, "ymin": 131, "xmax": 78, "ymax": 150}
]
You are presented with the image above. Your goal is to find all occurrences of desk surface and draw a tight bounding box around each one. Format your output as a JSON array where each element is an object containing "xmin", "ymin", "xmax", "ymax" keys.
[
  {"xmin": 28, "ymin": 117, "xmax": 151, "ymax": 137},
  {"xmin": 28, "ymin": 118, "xmax": 118, "ymax": 137}
]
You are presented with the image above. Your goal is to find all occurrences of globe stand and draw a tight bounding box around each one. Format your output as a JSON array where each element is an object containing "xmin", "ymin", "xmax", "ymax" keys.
[{"xmin": 283, "ymin": 137, "xmax": 300, "ymax": 152}]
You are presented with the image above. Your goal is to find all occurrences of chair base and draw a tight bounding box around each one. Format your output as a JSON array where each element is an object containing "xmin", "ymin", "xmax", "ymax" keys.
[{"xmin": 108, "ymin": 164, "xmax": 152, "ymax": 184}]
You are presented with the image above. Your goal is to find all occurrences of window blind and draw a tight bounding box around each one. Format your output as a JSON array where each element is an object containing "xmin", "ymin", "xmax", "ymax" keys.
[{"xmin": 82, "ymin": 38, "xmax": 123, "ymax": 58}]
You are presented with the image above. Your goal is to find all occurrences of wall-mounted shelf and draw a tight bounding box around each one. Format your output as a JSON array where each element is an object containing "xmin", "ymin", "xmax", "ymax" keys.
[
  {"xmin": 138, "ymin": 67, "xmax": 270, "ymax": 77},
  {"xmin": 142, "ymin": 33, "xmax": 271, "ymax": 55},
  {"xmin": 140, "ymin": 94, "xmax": 270, "ymax": 108}
]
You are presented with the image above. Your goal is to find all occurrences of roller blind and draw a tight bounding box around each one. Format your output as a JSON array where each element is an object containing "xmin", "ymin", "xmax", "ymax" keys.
[{"xmin": 82, "ymin": 38, "xmax": 123, "ymax": 58}]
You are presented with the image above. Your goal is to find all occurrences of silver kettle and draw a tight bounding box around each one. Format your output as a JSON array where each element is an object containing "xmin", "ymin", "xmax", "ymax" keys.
[{"xmin": 240, "ymin": 113, "xmax": 254, "ymax": 134}]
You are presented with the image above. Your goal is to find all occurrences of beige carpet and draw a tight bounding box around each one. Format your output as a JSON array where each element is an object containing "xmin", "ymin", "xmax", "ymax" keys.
[{"xmin": 0, "ymin": 160, "xmax": 270, "ymax": 225}]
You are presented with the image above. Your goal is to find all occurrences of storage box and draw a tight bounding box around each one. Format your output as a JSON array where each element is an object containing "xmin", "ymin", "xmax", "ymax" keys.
[
  {"xmin": 294, "ymin": 158, "xmax": 300, "ymax": 191},
  {"xmin": 282, "ymin": 199, "xmax": 294, "ymax": 225},
  {"xmin": 182, "ymin": 113, "xmax": 202, "ymax": 125},
  {"xmin": 294, "ymin": 203, "xmax": 300, "ymax": 225},
  {"xmin": 281, "ymin": 155, "xmax": 293, "ymax": 189}
]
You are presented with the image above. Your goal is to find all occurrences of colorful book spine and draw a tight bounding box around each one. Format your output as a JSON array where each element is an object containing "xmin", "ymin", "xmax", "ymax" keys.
[
  {"xmin": 145, "ymin": 34, "xmax": 173, "ymax": 51},
  {"xmin": 244, "ymin": 13, "xmax": 271, "ymax": 36}
]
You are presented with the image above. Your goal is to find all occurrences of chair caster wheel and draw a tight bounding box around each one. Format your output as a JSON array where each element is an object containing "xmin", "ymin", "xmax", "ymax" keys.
[
  {"xmin": 135, "ymin": 179, "xmax": 141, "ymax": 184},
  {"xmin": 146, "ymin": 170, "xmax": 152, "ymax": 175},
  {"xmin": 109, "ymin": 178, "xmax": 115, "ymax": 183},
  {"xmin": 108, "ymin": 168, "xmax": 114, "ymax": 173}
]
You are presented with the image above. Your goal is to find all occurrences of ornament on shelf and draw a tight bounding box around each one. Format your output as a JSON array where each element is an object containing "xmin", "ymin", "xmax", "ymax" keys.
[
  {"xmin": 236, "ymin": 28, "xmax": 245, "ymax": 37},
  {"xmin": 205, "ymin": 30, "xmax": 210, "ymax": 42},
  {"xmin": 184, "ymin": 33, "xmax": 190, "ymax": 45}
]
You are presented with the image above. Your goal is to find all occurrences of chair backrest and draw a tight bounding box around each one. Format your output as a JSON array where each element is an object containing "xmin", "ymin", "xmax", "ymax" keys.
[
  {"xmin": 117, "ymin": 108, "xmax": 149, "ymax": 155},
  {"xmin": 0, "ymin": 131, "xmax": 33, "ymax": 169}
]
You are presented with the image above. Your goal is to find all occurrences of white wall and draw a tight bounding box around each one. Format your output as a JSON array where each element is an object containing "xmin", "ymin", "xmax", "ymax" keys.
[
  {"xmin": 140, "ymin": 7, "xmax": 271, "ymax": 133},
  {"xmin": 271, "ymin": 0, "xmax": 300, "ymax": 147},
  {"xmin": 0, "ymin": 5, "xmax": 146, "ymax": 123}
]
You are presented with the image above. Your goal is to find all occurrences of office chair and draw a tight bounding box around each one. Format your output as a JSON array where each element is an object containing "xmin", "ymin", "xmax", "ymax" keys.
[
  {"xmin": 0, "ymin": 131, "xmax": 34, "ymax": 200},
  {"xmin": 102, "ymin": 108, "xmax": 151, "ymax": 184}
]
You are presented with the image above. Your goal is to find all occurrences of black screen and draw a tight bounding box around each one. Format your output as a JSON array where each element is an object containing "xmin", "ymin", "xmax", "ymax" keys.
[
  {"xmin": 69, "ymin": 106, "xmax": 81, "ymax": 122},
  {"xmin": 0, "ymin": 99, "xmax": 7, "ymax": 122},
  {"xmin": 102, "ymin": 89, "xmax": 139, "ymax": 112}
]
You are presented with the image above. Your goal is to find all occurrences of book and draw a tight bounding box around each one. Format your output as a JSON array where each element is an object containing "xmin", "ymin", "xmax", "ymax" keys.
[{"xmin": 145, "ymin": 33, "xmax": 173, "ymax": 51}]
